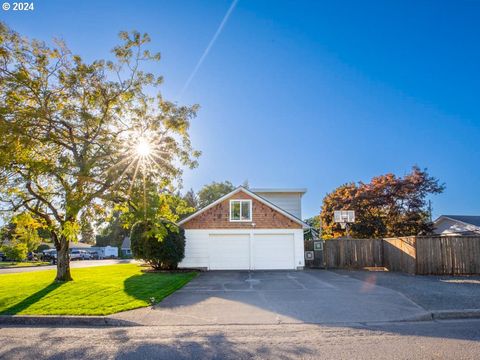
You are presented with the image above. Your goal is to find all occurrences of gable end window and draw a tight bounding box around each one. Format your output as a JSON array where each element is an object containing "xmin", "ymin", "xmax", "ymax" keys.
[{"xmin": 230, "ymin": 200, "xmax": 252, "ymax": 222}]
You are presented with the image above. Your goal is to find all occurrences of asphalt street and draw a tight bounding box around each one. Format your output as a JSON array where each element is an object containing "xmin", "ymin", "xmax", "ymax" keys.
[
  {"xmin": 0, "ymin": 259, "xmax": 137, "ymax": 274},
  {"xmin": 1, "ymin": 319, "xmax": 480, "ymax": 359}
]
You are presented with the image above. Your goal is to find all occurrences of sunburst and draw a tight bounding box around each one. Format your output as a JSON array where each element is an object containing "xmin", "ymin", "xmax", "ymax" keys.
[{"xmin": 108, "ymin": 129, "xmax": 166, "ymax": 218}]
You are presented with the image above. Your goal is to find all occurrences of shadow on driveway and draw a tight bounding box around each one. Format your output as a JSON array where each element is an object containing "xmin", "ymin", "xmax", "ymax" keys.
[{"xmin": 113, "ymin": 270, "xmax": 429, "ymax": 326}]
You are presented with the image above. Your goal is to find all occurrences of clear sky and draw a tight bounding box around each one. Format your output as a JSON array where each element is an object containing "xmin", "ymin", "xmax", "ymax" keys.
[{"xmin": 2, "ymin": 0, "xmax": 480, "ymax": 219}]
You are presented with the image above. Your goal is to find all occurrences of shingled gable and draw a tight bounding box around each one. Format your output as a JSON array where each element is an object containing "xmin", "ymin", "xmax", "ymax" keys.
[{"xmin": 178, "ymin": 187, "xmax": 309, "ymax": 229}]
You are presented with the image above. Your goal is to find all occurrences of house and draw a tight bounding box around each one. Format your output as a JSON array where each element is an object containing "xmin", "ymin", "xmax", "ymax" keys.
[
  {"xmin": 178, "ymin": 186, "xmax": 309, "ymax": 270},
  {"xmin": 70, "ymin": 242, "xmax": 93, "ymax": 251},
  {"xmin": 433, "ymin": 215, "xmax": 480, "ymax": 236},
  {"xmin": 121, "ymin": 236, "xmax": 132, "ymax": 257}
]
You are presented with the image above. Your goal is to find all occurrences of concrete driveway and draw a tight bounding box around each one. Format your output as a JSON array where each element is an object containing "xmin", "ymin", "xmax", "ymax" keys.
[{"xmin": 113, "ymin": 270, "xmax": 429, "ymax": 325}]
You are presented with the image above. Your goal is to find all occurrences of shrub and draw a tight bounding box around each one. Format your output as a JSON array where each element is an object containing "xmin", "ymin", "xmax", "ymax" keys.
[
  {"xmin": 36, "ymin": 244, "xmax": 51, "ymax": 253},
  {"xmin": 130, "ymin": 220, "xmax": 185, "ymax": 270},
  {"xmin": 2, "ymin": 243, "xmax": 28, "ymax": 262}
]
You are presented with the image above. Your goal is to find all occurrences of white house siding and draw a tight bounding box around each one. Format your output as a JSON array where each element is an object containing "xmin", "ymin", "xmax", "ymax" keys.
[
  {"xmin": 434, "ymin": 218, "xmax": 480, "ymax": 235},
  {"xmin": 252, "ymin": 192, "xmax": 303, "ymax": 219},
  {"xmin": 179, "ymin": 229, "xmax": 305, "ymax": 270}
]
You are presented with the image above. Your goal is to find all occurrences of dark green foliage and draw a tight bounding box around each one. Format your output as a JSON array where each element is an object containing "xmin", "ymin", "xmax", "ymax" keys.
[
  {"xmin": 130, "ymin": 220, "xmax": 185, "ymax": 270},
  {"xmin": 197, "ymin": 181, "xmax": 236, "ymax": 208},
  {"xmin": 36, "ymin": 244, "xmax": 51, "ymax": 253},
  {"xmin": 304, "ymin": 216, "xmax": 321, "ymax": 240},
  {"xmin": 95, "ymin": 211, "xmax": 129, "ymax": 248}
]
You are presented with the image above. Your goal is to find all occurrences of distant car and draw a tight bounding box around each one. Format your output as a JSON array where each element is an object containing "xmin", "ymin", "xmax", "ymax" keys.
[
  {"xmin": 80, "ymin": 250, "xmax": 92, "ymax": 260},
  {"xmin": 70, "ymin": 250, "xmax": 92, "ymax": 260},
  {"xmin": 27, "ymin": 252, "xmax": 38, "ymax": 261},
  {"xmin": 88, "ymin": 251, "xmax": 99, "ymax": 260},
  {"xmin": 42, "ymin": 249, "xmax": 57, "ymax": 263}
]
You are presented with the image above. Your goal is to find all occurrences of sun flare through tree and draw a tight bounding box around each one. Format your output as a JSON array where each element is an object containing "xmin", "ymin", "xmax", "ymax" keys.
[{"xmin": 0, "ymin": 23, "xmax": 200, "ymax": 281}]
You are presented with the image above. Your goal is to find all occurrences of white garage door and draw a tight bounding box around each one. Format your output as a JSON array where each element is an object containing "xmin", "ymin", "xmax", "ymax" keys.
[
  {"xmin": 253, "ymin": 234, "xmax": 295, "ymax": 270},
  {"xmin": 208, "ymin": 234, "xmax": 250, "ymax": 270}
]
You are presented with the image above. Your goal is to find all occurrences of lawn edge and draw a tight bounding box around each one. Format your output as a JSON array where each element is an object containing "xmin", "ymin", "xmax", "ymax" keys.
[{"xmin": 0, "ymin": 270, "xmax": 198, "ymax": 317}]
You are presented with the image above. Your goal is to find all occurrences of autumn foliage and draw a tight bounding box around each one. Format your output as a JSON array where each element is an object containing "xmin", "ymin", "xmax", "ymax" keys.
[{"xmin": 320, "ymin": 167, "xmax": 445, "ymax": 239}]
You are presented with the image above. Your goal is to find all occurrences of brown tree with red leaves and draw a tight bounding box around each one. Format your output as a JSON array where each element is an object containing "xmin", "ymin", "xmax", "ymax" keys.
[{"xmin": 320, "ymin": 166, "xmax": 445, "ymax": 239}]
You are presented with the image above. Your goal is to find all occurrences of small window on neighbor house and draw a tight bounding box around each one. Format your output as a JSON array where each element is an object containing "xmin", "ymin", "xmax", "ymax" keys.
[{"xmin": 230, "ymin": 200, "xmax": 252, "ymax": 221}]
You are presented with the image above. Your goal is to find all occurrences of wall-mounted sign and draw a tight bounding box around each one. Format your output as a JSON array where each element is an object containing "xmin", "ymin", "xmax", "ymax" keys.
[
  {"xmin": 314, "ymin": 241, "xmax": 323, "ymax": 251},
  {"xmin": 305, "ymin": 251, "xmax": 314, "ymax": 260}
]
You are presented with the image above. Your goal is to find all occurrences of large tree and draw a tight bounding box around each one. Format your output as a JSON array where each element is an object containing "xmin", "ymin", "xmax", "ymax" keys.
[
  {"xmin": 0, "ymin": 23, "xmax": 199, "ymax": 281},
  {"xmin": 197, "ymin": 181, "xmax": 236, "ymax": 208},
  {"xmin": 320, "ymin": 166, "xmax": 445, "ymax": 239}
]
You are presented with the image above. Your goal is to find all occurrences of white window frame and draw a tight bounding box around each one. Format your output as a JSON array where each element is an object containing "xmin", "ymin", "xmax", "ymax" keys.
[{"xmin": 229, "ymin": 199, "xmax": 253, "ymax": 222}]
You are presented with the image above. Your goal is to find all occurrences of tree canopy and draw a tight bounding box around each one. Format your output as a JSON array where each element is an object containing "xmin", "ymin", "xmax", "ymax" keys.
[
  {"xmin": 196, "ymin": 181, "xmax": 236, "ymax": 208},
  {"xmin": 0, "ymin": 23, "xmax": 199, "ymax": 280},
  {"xmin": 320, "ymin": 166, "xmax": 445, "ymax": 239}
]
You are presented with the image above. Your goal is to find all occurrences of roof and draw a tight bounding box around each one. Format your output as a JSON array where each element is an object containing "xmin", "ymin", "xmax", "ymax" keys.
[
  {"xmin": 178, "ymin": 186, "xmax": 310, "ymax": 229},
  {"xmin": 121, "ymin": 236, "xmax": 131, "ymax": 249},
  {"xmin": 70, "ymin": 242, "xmax": 92, "ymax": 248},
  {"xmin": 435, "ymin": 215, "xmax": 480, "ymax": 228},
  {"xmin": 251, "ymin": 188, "xmax": 307, "ymax": 194}
]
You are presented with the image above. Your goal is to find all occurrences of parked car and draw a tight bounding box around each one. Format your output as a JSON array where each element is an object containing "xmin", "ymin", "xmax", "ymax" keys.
[
  {"xmin": 88, "ymin": 250, "xmax": 100, "ymax": 260},
  {"xmin": 27, "ymin": 252, "xmax": 39, "ymax": 261},
  {"xmin": 70, "ymin": 250, "xmax": 92, "ymax": 260},
  {"xmin": 42, "ymin": 249, "xmax": 57, "ymax": 263}
]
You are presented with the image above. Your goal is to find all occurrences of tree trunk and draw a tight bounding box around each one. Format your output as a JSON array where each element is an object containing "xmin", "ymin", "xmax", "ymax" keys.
[{"xmin": 55, "ymin": 238, "xmax": 72, "ymax": 282}]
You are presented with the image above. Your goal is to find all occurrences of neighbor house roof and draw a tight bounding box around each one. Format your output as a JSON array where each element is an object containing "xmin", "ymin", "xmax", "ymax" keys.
[
  {"xmin": 178, "ymin": 186, "xmax": 310, "ymax": 229},
  {"xmin": 435, "ymin": 215, "xmax": 480, "ymax": 228},
  {"xmin": 250, "ymin": 188, "xmax": 307, "ymax": 194}
]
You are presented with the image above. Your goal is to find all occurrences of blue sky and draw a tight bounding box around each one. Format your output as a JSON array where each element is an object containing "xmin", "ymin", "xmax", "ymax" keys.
[{"xmin": 3, "ymin": 0, "xmax": 480, "ymax": 219}]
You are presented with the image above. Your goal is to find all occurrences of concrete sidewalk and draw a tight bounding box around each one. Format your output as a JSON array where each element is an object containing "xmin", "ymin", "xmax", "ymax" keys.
[{"xmin": 110, "ymin": 270, "xmax": 430, "ymax": 326}]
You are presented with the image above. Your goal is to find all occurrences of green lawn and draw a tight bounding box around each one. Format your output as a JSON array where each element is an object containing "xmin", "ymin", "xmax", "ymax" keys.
[
  {"xmin": 0, "ymin": 261, "xmax": 50, "ymax": 268},
  {"xmin": 0, "ymin": 264, "xmax": 196, "ymax": 315}
]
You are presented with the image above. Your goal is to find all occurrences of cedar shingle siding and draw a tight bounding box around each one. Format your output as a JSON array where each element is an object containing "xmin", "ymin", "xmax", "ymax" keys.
[{"xmin": 181, "ymin": 191, "xmax": 302, "ymax": 230}]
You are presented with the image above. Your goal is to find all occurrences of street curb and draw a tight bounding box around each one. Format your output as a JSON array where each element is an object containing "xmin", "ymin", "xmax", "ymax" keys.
[
  {"xmin": 431, "ymin": 309, "xmax": 480, "ymax": 320},
  {"xmin": 0, "ymin": 315, "xmax": 139, "ymax": 327},
  {"xmin": 2, "ymin": 310, "xmax": 480, "ymax": 327}
]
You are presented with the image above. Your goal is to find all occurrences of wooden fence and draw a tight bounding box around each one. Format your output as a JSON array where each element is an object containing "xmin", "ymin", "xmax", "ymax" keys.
[
  {"xmin": 318, "ymin": 236, "xmax": 480, "ymax": 275},
  {"xmin": 383, "ymin": 237, "xmax": 416, "ymax": 274},
  {"xmin": 416, "ymin": 236, "xmax": 480, "ymax": 275},
  {"xmin": 324, "ymin": 239, "xmax": 383, "ymax": 269}
]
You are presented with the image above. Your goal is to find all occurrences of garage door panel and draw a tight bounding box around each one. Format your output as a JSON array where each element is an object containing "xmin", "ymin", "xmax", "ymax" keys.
[
  {"xmin": 209, "ymin": 234, "xmax": 250, "ymax": 270},
  {"xmin": 253, "ymin": 234, "xmax": 294, "ymax": 270}
]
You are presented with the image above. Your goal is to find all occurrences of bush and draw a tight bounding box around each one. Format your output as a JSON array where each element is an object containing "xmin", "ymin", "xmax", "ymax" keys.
[
  {"xmin": 130, "ymin": 220, "xmax": 185, "ymax": 270},
  {"xmin": 2, "ymin": 243, "xmax": 28, "ymax": 262},
  {"xmin": 36, "ymin": 244, "xmax": 51, "ymax": 253}
]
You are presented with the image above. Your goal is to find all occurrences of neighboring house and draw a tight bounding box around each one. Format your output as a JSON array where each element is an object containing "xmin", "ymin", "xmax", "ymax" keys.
[
  {"xmin": 70, "ymin": 242, "xmax": 93, "ymax": 251},
  {"xmin": 121, "ymin": 236, "xmax": 132, "ymax": 257},
  {"xmin": 178, "ymin": 186, "xmax": 309, "ymax": 270},
  {"xmin": 433, "ymin": 215, "xmax": 480, "ymax": 236}
]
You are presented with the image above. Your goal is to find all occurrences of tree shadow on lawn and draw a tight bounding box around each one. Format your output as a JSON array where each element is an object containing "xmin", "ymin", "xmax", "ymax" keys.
[{"xmin": 1, "ymin": 282, "xmax": 64, "ymax": 315}]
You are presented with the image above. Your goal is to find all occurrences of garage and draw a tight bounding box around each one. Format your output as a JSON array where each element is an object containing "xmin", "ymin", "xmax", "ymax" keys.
[
  {"xmin": 207, "ymin": 233, "xmax": 295, "ymax": 270},
  {"xmin": 177, "ymin": 187, "xmax": 308, "ymax": 270},
  {"xmin": 253, "ymin": 234, "xmax": 295, "ymax": 270},
  {"xmin": 208, "ymin": 234, "xmax": 250, "ymax": 270}
]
